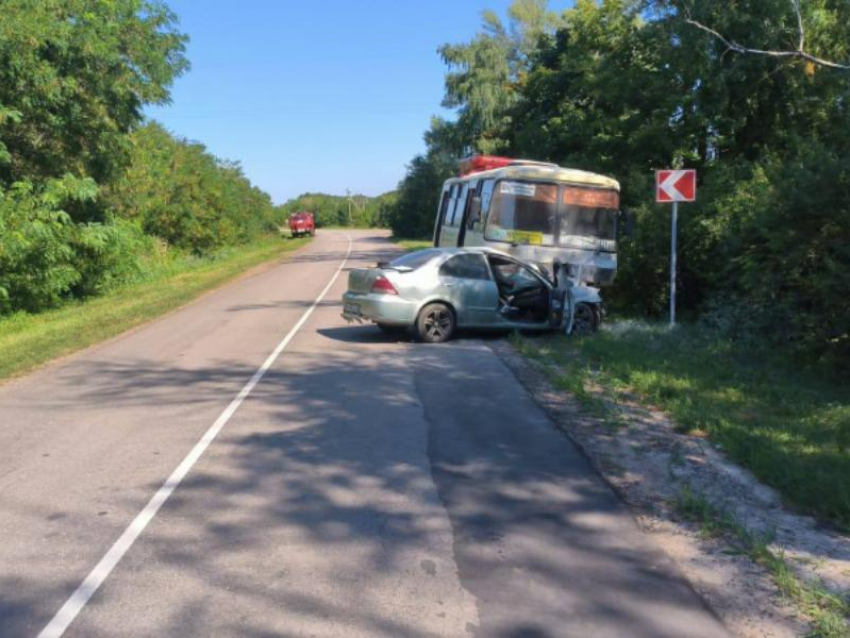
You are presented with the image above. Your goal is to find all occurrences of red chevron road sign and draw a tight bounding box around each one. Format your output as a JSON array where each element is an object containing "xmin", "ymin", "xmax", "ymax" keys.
[{"xmin": 656, "ymin": 169, "xmax": 696, "ymax": 203}]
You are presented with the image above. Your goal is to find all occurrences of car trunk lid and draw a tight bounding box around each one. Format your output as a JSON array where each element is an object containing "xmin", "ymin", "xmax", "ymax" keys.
[{"xmin": 347, "ymin": 268, "xmax": 384, "ymax": 294}]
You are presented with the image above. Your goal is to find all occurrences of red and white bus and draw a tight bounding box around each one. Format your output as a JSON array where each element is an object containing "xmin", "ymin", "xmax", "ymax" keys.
[{"xmin": 434, "ymin": 155, "xmax": 622, "ymax": 287}]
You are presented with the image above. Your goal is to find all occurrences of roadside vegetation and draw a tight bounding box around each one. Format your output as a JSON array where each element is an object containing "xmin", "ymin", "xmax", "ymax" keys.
[
  {"xmin": 514, "ymin": 323, "xmax": 850, "ymax": 531},
  {"xmin": 388, "ymin": 0, "xmax": 850, "ymax": 370},
  {"xmin": 279, "ymin": 192, "xmax": 396, "ymax": 229},
  {"xmin": 0, "ymin": 235, "xmax": 309, "ymax": 382},
  {"xmin": 676, "ymin": 485, "xmax": 850, "ymax": 638},
  {"xmin": 0, "ymin": 2, "xmax": 281, "ymax": 320},
  {"xmin": 392, "ymin": 238, "xmax": 433, "ymax": 253},
  {"xmin": 390, "ymin": 0, "xmax": 850, "ymax": 539},
  {"xmin": 0, "ymin": 1, "xmax": 305, "ymax": 377}
]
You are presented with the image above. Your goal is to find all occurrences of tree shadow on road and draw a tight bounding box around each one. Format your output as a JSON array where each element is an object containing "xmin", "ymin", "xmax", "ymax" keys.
[{"xmin": 7, "ymin": 341, "xmax": 727, "ymax": 637}]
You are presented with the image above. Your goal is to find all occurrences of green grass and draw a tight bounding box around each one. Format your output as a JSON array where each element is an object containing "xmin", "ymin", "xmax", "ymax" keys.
[
  {"xmin": 513, "ymin": 322, "xmax": 850, "ymax": 530},
  {"xmin": 676, "ymin": 485, "xmax": 850, "ymax": 637},
  {"xmin": 391, "ymin": 237, "xmax": 432, "ymax": 252},
  {"xmin": 0, "ymin": 235, "xmax": 310, "ymax": 381}
]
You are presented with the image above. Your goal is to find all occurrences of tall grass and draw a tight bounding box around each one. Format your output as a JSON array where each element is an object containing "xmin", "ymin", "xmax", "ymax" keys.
[{"xmin": 515, "ymin": 322, "xmax": 850, "ymax": 529}]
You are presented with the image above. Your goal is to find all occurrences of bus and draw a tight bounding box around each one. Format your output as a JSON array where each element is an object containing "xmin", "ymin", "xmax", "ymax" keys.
[{"xmin": 433, "ymin": 155, "xmax": 622, "ymax": 287}]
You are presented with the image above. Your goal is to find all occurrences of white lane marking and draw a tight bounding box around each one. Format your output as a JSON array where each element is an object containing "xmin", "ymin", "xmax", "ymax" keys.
[{"xmin": 39, "ymin": 235, "xmax": 353, "ymax": 638}]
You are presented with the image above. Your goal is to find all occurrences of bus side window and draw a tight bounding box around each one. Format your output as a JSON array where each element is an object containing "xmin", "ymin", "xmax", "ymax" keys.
[
  {"xmin": 438, "ymin": 189, "xmax": 451, "ymax": 225},
  {"xmin": 442, "ymin": 184, "xmax": 457, "ymax": 225},
  {"xmin": 459, "ymin": 183, "xmax": 474, "ymax": 227},
  {"xmin": 438, "ymin": 190, "xmax": 450, "ymax": 216},
  {"xmin": 450, "ymin": 184, "xmax": 469, "ymax": 227},
  {"xmin": 481, "ymin": 180, "xmax": 495, "ymax": 214},
  {"xmin": 469, "ymin": 180, "xmax": 495, "ymax": 231},
  {"xmin": 466, "ymin": 182, "xmax": 483, "ymax": 230}
]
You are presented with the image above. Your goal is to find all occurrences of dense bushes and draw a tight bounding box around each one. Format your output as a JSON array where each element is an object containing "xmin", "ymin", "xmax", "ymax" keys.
[
  {"xmin": 0, "ymin": 2, "xmax": 279, "ymax": 315},
  {"xmin": 703, "ymin": 148, "xmax": 850, "ymax": 361},
  {"xmin": 0, "ymin": 176, "xmax": 149, "ymax": 312},
  {"xmin": 390, "ymin": 0, "xmax": 850, "ymax": 365},
  {"xmin": 385, "ymin": 154, "xmax": 454, "ymax": 239},
  {"xmin": 104, "ymin": 123, "xmax": 277, "ymax": 254}
]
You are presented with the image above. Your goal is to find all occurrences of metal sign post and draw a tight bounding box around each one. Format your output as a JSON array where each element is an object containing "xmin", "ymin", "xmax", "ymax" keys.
[
  {"xmin": 656, "ymin": 169, "xmax": 696, "ymax": 327},
  {"xmin": 670, "ymin": 201, "xmax": 678, "ymax": 325}
]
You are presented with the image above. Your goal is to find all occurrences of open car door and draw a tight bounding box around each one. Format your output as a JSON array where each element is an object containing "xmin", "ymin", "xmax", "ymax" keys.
[{"xmin": 548, "ymin": 288, "xmax": 568, "ymax": 330}]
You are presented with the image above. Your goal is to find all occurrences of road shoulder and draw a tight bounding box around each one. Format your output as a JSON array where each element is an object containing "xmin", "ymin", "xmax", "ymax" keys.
[{"xmin": 488, "ymin": 338, "xmax": 819, "ymax": 638}]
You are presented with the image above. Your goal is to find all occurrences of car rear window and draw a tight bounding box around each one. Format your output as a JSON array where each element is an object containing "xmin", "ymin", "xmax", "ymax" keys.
[{"xmin": 389, "ymin": 249, "xmax": 439, "ymax": 270}]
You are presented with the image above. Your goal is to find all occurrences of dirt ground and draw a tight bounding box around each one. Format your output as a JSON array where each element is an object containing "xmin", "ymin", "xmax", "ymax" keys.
[{"xmin": 491, "ymin": 339, "xmax": 850, "ymax": 638}]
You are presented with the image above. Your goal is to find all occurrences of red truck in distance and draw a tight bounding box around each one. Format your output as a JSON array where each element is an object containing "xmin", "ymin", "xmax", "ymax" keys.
[{"xmin": 288, "ymin": 211, "xmax": 315, "ymax": 237}]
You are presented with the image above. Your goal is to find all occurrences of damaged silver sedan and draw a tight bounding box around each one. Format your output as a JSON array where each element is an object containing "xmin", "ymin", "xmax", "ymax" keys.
[{"xmin": 341, "ymin": 247, "xmax": 601, "ymax": 343}]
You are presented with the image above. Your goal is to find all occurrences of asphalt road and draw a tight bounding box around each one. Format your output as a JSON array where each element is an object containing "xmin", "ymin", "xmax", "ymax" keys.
[{"xmin": 0, "ymin": 230, "xmax": 728, "ymax": 637}]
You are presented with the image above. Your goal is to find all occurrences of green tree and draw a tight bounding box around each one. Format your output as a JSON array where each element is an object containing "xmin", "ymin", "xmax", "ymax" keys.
[
  {"xmin": 0, "ymin": 1, "xmax": 190, "ymax": 313},
  {"xmin": 388, "ymin": 1, "xmax": 563, "ymax": 238},
  {"xmin": 0, "ymin": 0, "xmax": 188, "ymax": 190},
  {"xmin": 438, "ymin": 0, "xmax": 561, "ymax": 154},
  {"xmin": 104, "ymin": 123, "xmax": 277, "ymax": 253},
  {"xmin": 396, "ymin": 0, "xmax": 850, "ymax": 362},
  {"xmin": 503, "ymin": 0, "xmax": 850, "ymax": 359},
  {"xmin": 386, "ymin": 152, "xmax": 455, "ymax": 239},
  {"xmin": 278, "ymin": 192, "xmax": 395, "ymax": 229},
  {"xmin": 0, "ymin": 3, "xmax": 280, "ymax": 314}
]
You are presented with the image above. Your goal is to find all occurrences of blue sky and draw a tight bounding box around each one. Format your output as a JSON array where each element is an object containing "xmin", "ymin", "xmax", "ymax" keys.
[{"xmin": 144, "ymin": 0, "xmax": 531, "ymax": 204}]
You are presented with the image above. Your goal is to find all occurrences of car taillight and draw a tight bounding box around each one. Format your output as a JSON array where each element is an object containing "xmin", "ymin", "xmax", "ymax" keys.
[{"xmin": 371, "ymin": 275, "xmax": 398, "ymax": 295}]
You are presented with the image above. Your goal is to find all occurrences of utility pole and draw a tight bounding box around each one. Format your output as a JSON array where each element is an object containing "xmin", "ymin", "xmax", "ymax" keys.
[
  {"xmin": 346, "ymin": 188, "xmax": 352, "ymax": 226},
  {"xmin": 346, "ymin": 189, "xmax": 364, "ymax": 227}
]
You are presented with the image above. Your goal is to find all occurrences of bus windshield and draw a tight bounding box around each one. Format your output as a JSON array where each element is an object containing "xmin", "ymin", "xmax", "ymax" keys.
[
  {"xmin": 485, "ymin": 182, "xmax": 558, "ymax": 245},
  {"xmin": 559, "ymin": 186, "xmax": 618, "ymax": 248},
  {"xmin": 484, "ymin": 180, "xmax": 618, "ymax": 249}
]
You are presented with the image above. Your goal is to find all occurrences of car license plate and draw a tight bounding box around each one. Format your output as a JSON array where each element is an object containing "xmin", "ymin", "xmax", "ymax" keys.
[{"xmin": 344, "ymin": 302, "xmax": 361, "ymax": 316}]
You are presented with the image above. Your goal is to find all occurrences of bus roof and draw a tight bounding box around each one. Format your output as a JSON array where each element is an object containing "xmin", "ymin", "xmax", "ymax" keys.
[{"xmin": 447, "ymin": 164, "xmax": 620, "ymax": 191}]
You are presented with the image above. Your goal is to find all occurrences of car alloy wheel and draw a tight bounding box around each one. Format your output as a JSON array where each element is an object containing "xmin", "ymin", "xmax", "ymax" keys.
[
  {"xmin": 572, "ymin": 303, "xmax": 598, "ymax": 336},
  {"xmin": 417, "ymin": 303, "xmax": 455, "ymax": 343}
]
